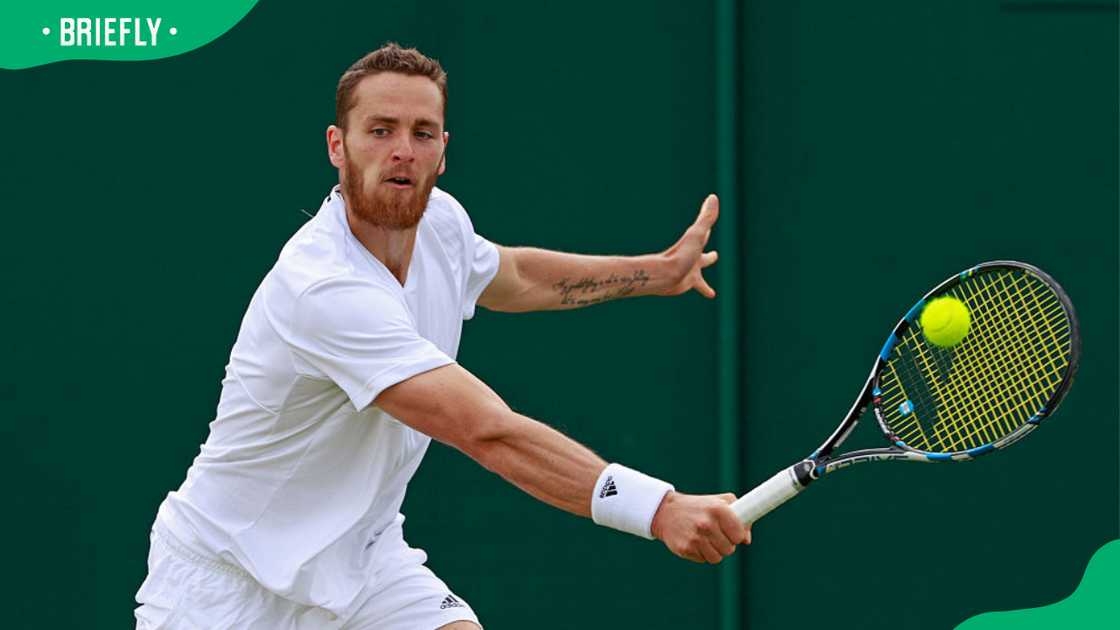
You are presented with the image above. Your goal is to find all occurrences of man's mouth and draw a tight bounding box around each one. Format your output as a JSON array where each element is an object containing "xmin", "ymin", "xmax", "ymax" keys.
[{"xmin": 384, "ymin": 176, "xmax": 414, "ymax": 189}]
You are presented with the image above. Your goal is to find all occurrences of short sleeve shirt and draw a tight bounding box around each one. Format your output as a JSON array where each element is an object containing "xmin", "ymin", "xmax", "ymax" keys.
[{"xmin": 157, "ymin": 186, "xmax": 500, "ymax": 615}]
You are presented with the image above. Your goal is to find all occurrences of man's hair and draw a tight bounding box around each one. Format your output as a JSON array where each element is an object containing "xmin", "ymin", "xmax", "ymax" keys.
[{"xmin": 335, "ymin": 43, "xmax": 448, "ymax": 129}]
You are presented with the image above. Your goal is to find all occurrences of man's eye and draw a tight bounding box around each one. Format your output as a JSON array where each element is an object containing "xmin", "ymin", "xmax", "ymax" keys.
[
  {"xmin": 371, "ymin": 128, "xmax": 390, "ymax": 137},
  {"xmin": 415, "ymin": 131, "xmax": 434, "ymax": 140}
]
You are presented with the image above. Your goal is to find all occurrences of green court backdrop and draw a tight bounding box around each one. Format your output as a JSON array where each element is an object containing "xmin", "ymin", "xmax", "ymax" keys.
[
  {"xmin": 0, "ymin": 1, "xmax": 1115, "ymax": 629},
  {"xmin": 739, "ymin": 2, "xmax": 1118, "ymax": 629}
]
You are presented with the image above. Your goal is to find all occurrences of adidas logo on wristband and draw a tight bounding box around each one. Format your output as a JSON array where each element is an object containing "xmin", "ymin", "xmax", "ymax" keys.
[
  {"xmin": 591, "ymin": 464, "xmax": 674, "ymax": 540},
  {"xmin": 599, "ymin": 475, "xmax": 618, "ymax": 498}
]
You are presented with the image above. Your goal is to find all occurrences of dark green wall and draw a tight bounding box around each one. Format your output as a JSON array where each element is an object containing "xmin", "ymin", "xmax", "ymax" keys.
[
  {"xmin": 741, "ymin": 2, "xmax": 1118, "ymax": 629},
  {"xmin": 1, "ymin": 1, "xmax": 723, "ymax": 628},
  {"xmin": 1, "ymin": 1, "xmax": 1115, "ymax": 629}
]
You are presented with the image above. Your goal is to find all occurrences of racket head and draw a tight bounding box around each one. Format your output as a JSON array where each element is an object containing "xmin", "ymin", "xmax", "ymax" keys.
[{"xmin": 871, "ymin": 261, "xmax": 1080, "ymax": 460}]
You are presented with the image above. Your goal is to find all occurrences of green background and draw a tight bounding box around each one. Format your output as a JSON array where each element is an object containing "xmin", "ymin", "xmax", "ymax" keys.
[
  {"xmin": 0, "ymin": 1, "xmax": 1115, "ymax": 628},
  {"xmin": 740, "ymin": 2, "xmax": 1117, "ymax": 629}
]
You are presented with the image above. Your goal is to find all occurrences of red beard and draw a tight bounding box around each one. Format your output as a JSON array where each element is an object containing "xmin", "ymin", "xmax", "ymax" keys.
[{"xmin": 342, "ymin": 152, "xmax": 437, "ymax": 230}]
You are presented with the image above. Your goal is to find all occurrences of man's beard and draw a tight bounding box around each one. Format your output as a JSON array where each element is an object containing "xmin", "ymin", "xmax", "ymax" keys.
[{"xmin": 342, "ymin": 153, "xmax": 437, "ymax": 230}]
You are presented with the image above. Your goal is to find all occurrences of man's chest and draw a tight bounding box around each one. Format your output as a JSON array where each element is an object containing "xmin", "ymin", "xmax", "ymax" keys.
[{"xmin": 402, "ymin": 237, "xmax": 464, "ymax": 359}]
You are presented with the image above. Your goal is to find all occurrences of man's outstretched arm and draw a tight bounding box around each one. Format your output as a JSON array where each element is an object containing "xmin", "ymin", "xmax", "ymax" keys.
[
  {"xmin": 375, "ymin": 361, "xmax": 751, "ymax": 564},
  {"xmin": 477, "ymin": 194, "xmax": 721, "ymax": 313}
]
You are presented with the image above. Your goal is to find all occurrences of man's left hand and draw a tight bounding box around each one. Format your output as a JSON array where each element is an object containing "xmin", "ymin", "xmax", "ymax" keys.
[{"xmin": 658, "ymin": 194, "xmax": 720, "ymax": 298}]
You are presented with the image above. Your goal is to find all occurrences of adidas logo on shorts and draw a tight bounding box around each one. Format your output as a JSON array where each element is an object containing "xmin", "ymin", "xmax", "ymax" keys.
[{"xmin": 440, "ymin": 594, "xmax": 464, "ymax": 610}]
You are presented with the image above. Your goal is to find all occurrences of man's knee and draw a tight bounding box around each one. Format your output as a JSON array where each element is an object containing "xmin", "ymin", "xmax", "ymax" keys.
[{"xmin": 435, "ymin": 622, "xmax": 481, "ymax": 630}]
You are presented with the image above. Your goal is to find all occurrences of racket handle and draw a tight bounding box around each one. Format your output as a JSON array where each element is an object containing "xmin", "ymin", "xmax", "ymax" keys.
[{"xmin": 731, "ymin": 463, "xmax": 810, "ymax": 525}]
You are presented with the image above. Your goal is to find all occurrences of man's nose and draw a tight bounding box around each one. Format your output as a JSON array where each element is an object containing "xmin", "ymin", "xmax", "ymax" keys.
[{"xmin": 390, "ymin": 135, "xmax": 415, "ymax": 162}]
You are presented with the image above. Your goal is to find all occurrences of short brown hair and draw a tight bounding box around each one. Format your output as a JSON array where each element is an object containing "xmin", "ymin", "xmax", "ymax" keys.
[{"xmin": 335, "ymin": 43, "xmax": 448, "ymax": 129}]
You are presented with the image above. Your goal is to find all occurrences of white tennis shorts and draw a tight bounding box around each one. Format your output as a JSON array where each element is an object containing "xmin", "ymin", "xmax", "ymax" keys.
[{"xmin": 134, "ymin": 522, "xmax": 481, "ymax": 630}]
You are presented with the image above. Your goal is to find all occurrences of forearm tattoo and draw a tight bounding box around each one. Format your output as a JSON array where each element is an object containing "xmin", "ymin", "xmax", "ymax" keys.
[{"xmin": 552, "ymin": 270, "xmax": 651, "ymax": 306}]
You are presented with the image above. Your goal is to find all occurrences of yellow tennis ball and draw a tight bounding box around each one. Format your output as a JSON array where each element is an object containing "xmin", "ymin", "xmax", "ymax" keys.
[{"xmin": 920, "ymin": 296, "xmax": 971, "ymax": 348}]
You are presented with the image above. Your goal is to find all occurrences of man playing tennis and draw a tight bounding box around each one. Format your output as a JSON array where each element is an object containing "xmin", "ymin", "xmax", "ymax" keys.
[{"xmin": 135, "ymin": 43, "xmax": 749, "ymax": 629}]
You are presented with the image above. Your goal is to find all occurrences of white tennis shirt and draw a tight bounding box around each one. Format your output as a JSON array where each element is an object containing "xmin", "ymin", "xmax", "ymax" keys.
[{"xmin": 157, "ymin": 185, "xmax": 500, "ymax": 614}]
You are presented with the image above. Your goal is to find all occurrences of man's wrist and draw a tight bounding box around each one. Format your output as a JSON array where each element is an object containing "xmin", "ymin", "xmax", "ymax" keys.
[
  {"xmin": 638, "ymin": 253, "xmax": 673, "ymax": 296},
  {"xmin": 649, "ymin": 490, "xmax": 676, "ymax": 540},
  {"xmin": 590, "ymin": 463, "xmax": 674, "ymax": 540}
]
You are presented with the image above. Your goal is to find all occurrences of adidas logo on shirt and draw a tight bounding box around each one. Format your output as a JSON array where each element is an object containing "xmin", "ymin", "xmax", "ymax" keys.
[
  {"xmin": 599, "ymin": 475, "xmax": 618, "ymax": 498},
  {"xmin": 440, "ymin": 594, "xmax": 464, "ymax": 610}
]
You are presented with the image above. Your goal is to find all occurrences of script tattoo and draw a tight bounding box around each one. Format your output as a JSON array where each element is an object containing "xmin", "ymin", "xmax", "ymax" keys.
[{"xmin": 552, "ymin": 270, "xmax": 651, "ymax": 306}]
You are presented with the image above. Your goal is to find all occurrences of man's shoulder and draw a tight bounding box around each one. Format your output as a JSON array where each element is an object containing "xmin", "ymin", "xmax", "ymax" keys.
[
  {"xmin": 424, "ymin": 187, "xmax": 476, "ymax": 246},
  {"xmin": 272, "ymin": 227, "xmax": 352, "ymax": 292},
  {"xmin": 267, "ymin": 210, "xmax": 393, "ymax": 310},
  {"xmin": 265, "ymin": 261, "xmax": 402, "ymax": 337},
  {"xmin": 434, "ymin": 185, "xmax": 482, "ymax": 222}
]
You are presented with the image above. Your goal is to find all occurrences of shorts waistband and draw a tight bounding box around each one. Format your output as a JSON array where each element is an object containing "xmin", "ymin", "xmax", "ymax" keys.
[{"xmin": 152, "ymin": 520, "xmax": 252, "ymax": 581}]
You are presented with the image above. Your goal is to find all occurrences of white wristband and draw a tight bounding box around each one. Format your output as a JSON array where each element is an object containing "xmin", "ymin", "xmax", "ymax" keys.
[{"xmin": 590, "ymin": 463, "xmax": 674, "ymax": 540}]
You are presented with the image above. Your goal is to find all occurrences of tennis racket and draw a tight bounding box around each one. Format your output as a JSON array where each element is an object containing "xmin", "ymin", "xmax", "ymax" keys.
[{"xmin": 731, "ymin": 260, "xmax": 1080, "ymax": 526}]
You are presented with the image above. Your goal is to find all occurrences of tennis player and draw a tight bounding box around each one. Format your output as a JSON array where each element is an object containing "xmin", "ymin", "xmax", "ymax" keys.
[{"xmin": 134, "ymin": 43, "xmax": 750, "ymax": 630}]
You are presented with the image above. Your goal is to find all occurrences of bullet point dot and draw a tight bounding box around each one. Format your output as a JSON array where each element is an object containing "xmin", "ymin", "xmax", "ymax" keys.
[
  {"xmin": 42, "ymin": 27, "xmax": 50, "ymax": 36},
  {"xmin": 169, "ymin": 27, "xmax": 178, "ymax": 36}
]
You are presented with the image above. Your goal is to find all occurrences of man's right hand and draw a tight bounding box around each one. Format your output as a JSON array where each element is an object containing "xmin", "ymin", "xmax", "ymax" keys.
[{"xmin": 650, "ymin": 491, "xmax": 752, "ymax": 564}]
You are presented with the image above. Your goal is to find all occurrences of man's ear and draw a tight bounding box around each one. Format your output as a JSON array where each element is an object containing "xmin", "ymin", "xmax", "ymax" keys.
[
  {"xmin": 327, "ymin": 125, "xmax": 346, "ymax": 168},
  {"xmin": 437, "ymin": 131, "xmax": 450, "ymax": 175}
]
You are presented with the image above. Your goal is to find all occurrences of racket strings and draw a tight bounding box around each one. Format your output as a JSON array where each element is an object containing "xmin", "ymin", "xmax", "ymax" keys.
[
  {"xmin": 878, "ymin": 269, "xmax": 1072, "ymax": 454},
  {"xmin": 932, "ymin": 273, "xmax": 1066, "ymax": 449},
  {"xmin": 917, "ymin": 271, "xmax": 1068, "ymax": 450},
  {"xmin": 909, "ymin": 270, "xmax": 1067, "ymax": 449},
  {"xmin": 927, "ymin": 272, "xmax": 1066, "ymax": 443},
  {"xmin": 928, "ymin": 275, "xmax": 1047, "ymax": 448},
  {"xmin": 886, "ymin": 347, "xmax": 943, "ymax": 446}
]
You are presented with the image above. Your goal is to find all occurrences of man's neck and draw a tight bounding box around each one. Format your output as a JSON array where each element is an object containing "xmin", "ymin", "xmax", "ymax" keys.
[{"xmin": 344, "ymin": 205, "xmax": 417, "ymax": 286}]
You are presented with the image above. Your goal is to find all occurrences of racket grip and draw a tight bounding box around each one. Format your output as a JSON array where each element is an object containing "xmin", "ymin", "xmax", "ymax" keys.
[{"xmin": 730, "ymin": 464, "xmax": 809, "ymax": 525}]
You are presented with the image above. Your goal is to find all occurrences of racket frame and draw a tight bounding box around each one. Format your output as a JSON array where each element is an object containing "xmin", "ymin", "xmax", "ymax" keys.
[{"xmin": 732, "ymin": 260, "xmax": 1081, "ymax": 524}]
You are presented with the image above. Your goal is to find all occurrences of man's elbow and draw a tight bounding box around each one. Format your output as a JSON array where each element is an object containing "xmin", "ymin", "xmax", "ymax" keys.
[
  {"xmin": 457, "ymin": 404, "xmax": 518, "ymax": 470},
  {"xmin": 477, "ymin": 281, "xmax": 535, "ymax": 313},
  {"xmin": 478, "ymin": 247, "xmax": 536, "ymax": 313},
  {"xmin": 481, "ymin": 298, "xmax": 534, "ymax": 314}
]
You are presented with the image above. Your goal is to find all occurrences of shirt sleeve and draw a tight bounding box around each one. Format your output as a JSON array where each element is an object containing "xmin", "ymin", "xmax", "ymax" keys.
[
  {"xmin": 288, "ymin": 277, "xmax": 454, "ymax": 411},
  {"xmin": 462, "ymin": 233, "xmax": 500, "ymax": 320}
]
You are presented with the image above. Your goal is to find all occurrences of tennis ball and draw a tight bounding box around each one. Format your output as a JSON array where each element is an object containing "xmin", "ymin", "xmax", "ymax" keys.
[{"xmin": 919, "ymin": 296, "xmax": 971, "ymax": 348}]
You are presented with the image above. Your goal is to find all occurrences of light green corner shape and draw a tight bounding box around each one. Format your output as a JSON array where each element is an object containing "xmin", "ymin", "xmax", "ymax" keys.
[
  {"xmin": 1, "ymin": 1, "xmax": 258, "ymax": 70},
  {"xmin": 956, "ymin": 540, "xmax": 1120, "ymax": 628}
]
